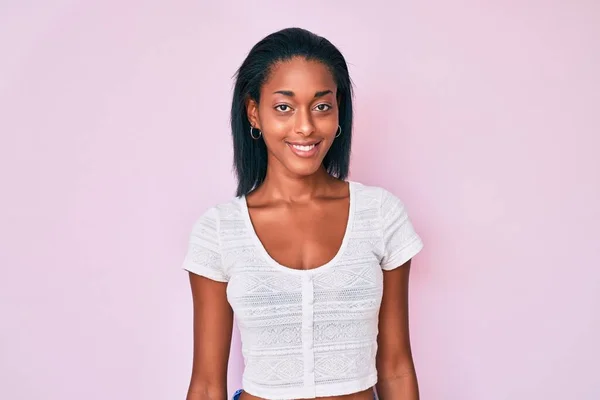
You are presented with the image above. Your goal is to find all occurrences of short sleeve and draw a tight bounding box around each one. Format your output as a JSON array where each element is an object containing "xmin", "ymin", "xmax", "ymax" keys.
[
  {"xmin": 380, "ymin": 189, "xmax": 424, "ymax": 270},
  {"xmin": 181, "ymin": 207, "xmax": 229, "ymax": 282}
]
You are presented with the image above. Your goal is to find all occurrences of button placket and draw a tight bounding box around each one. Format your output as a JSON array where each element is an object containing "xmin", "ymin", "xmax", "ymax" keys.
[{"xmin": 301, "ymin": 274, "xmax": 316, "ymax": 393}]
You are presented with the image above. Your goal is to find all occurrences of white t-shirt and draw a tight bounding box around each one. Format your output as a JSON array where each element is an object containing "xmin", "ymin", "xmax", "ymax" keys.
[{"xmin": 182, "ymin": 181, "xmax": 424, "ymax": 399}]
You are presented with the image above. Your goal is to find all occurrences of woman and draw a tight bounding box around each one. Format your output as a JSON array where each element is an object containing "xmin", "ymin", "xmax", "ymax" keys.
[{"xmin": 182, "ymin": 27, "xmax": 424, "ymax": 400}]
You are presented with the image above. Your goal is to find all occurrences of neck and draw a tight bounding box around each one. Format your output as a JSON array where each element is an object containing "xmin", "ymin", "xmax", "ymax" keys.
[{"xmin": 260, "ymin": 165, "xmax": 335, "ymax": 202}]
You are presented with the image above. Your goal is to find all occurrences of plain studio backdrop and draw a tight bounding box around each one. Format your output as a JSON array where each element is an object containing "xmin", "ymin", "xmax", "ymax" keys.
[{"xmin": 1, "ymin": 1, "xmax": 599, "ymax": 399}]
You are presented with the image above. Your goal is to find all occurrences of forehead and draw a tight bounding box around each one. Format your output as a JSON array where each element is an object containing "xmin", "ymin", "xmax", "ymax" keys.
[{"xmin": 263, "ymin": 57, "xmax": 336, "ymax": 93}]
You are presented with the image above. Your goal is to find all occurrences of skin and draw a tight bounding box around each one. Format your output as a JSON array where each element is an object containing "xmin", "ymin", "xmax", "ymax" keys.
[{"xmin": 187, "ymin": 57, "xmax": 419, "ymax": 400}]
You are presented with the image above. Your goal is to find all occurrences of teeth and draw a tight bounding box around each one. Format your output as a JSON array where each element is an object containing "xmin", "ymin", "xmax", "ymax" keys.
[{"xmin": 292, "ymin": 144, "xmax": 315, "ymax": 152}]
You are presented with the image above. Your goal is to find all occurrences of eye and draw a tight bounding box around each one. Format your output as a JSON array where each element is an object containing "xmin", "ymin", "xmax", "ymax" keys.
[
  {"xmin": 275, "ymin": 104, "xmax": 292, "ymax": 112},
  {"xmin": 314, "ymin": 103, "xmax": 332, "ymax": 111}
]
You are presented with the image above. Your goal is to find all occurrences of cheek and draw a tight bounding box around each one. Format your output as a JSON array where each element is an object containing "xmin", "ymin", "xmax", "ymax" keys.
[
  {"xmin": 260, "ymin": 118, "xmax": 288, "ymax": 149},
  {"xmin": 316, "ymin": 114, "xmax": 339, "ymax": 135},
  {"xmin": 259, "ymin": 112, "xmax": 290, "ymax": 137},
  {"xmin": 266, "ymin": 118, "xmax": 290, "ymax": 135}
]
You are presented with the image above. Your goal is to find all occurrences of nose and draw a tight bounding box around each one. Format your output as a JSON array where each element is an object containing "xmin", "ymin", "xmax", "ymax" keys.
[{"xmin": 294, "ymin": 107, "xmax": 315, "ymax": 136}]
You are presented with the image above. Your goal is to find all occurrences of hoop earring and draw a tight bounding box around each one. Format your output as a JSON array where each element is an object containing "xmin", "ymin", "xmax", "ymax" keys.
[
  {"xmin": 250, "ymin": 126, "xmax": 262, "ymax": 140},
  {"xmin": 335, "ymin": 125, "xmax": 342, "ymax": 138}
]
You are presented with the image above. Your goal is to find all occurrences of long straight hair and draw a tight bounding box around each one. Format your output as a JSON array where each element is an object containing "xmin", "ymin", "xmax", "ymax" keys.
[{"xmin": 230, "ymin": 27, "xmax": 354, "ymax": 197}]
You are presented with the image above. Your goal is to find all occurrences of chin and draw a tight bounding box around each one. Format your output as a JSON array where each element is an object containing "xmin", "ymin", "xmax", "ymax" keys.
[{"xmin": 284, "ymin": 159, "xmax": 324, "ymax": 177}]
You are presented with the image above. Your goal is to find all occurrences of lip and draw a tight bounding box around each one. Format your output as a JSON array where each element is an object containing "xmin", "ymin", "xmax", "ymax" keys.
[
  {"xmin": 286, "ymin": 141, "xmax": 321, "ymax": 158},
  {"xmin": 285, "ymin": 140, "xmax": 322, "ymax": 146}
]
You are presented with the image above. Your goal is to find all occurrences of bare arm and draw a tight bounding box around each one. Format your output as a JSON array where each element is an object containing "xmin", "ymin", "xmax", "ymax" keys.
[
  {"xmin": 375, "ymin": 260, "xmax": 419, "ymax": 400},
  {"xmin": 186, "ymin": 273, "xmax": 234, "ymax": 400}
]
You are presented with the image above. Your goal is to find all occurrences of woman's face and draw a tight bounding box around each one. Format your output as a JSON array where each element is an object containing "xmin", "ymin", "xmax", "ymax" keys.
[{"xmin": 247, "ymin": 57, "xmax": 339, "ymax": 178}]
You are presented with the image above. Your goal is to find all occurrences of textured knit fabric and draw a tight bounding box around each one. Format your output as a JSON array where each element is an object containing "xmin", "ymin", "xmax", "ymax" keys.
[
  {"xmin": 182, "ymin": 181, "xmax": 424, "ymax": 400},
  {"xmin": 232, "ymin": 388, "xmax": 377, "ymax": 400}
]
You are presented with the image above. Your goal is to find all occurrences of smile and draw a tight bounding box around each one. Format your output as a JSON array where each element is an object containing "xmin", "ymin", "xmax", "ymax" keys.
[
  {"xmin": 286, "ymin": 141, "xmax": 321, "ymax": 158},
  {"xmin": 292, "ymin": 144, "xmax": 316, "ymax": 151}
]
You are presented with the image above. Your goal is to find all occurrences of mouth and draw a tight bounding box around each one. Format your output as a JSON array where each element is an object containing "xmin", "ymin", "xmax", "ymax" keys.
[{"xmin": 286, "ymin": 141, "xmax": 321, "ymax": 158}]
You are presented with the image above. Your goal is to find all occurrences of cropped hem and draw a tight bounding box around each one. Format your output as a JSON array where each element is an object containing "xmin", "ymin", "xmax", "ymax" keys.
[{"xmin": 242, "ymin": 373, "xmax": 377, "ymax": 399}]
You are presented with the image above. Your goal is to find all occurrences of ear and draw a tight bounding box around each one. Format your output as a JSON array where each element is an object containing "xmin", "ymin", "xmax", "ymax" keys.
[{"xmin": 245, "ymin": 97, "xmax": 260, "ymax": 129}]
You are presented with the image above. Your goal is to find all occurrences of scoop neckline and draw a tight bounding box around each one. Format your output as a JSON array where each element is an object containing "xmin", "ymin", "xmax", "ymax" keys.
[{"xmin": 239, "ymin": 181, "xmax": 356, "ymax": 275}]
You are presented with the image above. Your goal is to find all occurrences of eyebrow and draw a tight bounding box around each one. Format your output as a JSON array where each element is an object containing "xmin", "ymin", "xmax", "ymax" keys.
[{"xmin": 273, "ymin": 90, "xmax": 333, "ymax": 98}]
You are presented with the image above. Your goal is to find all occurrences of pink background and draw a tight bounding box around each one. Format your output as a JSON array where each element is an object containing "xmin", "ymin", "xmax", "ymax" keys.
[{"xmin": 1, "ymin": 1, "xmax": 599, "ymax": 399}]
